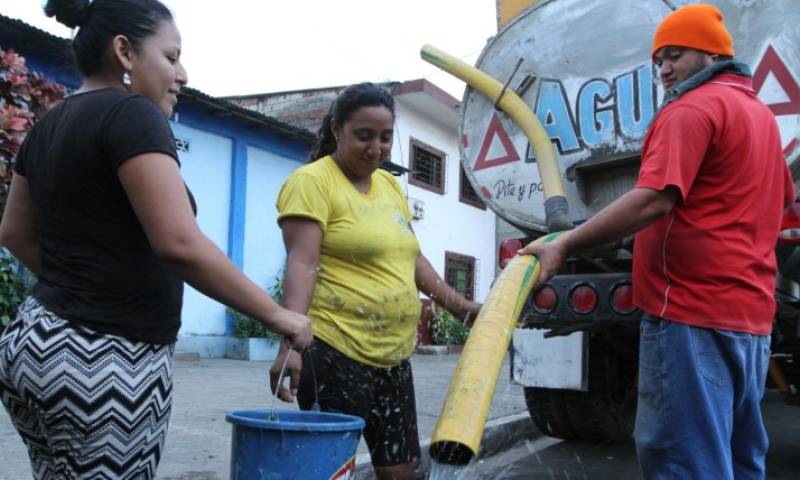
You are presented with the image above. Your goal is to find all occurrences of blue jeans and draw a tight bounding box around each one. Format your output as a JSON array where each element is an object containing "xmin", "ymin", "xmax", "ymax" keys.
[{"xmin": 635, "ymin": 314, "xmax": 770, "ymax": 479}]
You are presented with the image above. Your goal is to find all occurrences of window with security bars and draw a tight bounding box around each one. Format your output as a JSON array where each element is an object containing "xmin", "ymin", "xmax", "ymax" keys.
[
  {"xmin": 459, "ymin": 165, "xmax": 485, "ymax": 209},
  {"xmin": 444, "ymin": 251, "xmax": 476, "ymax": 301},
  {"xmin": 409, "ymin": 138, "xmax": 445, "ymax": 194}
]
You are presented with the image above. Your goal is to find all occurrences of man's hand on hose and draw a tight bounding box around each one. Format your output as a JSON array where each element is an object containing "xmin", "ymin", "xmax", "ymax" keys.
[{"xmin": 517, "ymin": 240, "xmax": 569, "ymax": 289}]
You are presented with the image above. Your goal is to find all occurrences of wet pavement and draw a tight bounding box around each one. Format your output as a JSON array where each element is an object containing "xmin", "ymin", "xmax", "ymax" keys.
[
  {"xmin": 469, "ymin": 390, "xmax": 800, "ymax": 479},
  {"xmin": 0, "ymin": 352, "xmax": 529, "ymax": 480}
]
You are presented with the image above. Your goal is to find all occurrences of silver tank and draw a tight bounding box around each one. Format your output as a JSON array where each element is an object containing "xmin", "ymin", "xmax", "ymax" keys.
[{"xmin": 460, "ymin": 0, "xmax": 800, "ymax": 233}]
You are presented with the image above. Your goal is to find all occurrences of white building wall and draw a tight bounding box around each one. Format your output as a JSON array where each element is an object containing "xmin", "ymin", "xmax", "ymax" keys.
[{"xmin": 391, "ymin": 102, "xmax": 496, "ymax": 303}]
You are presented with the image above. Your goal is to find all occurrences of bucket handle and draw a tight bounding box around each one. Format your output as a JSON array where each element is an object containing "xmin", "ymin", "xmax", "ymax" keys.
[
  {"xmin": 268, "ymin": 346, "xmax": 321, "ymax": 420},
  {"xmin": 269, "ymin": 346, "xmax": 294, "ymax": 420}
]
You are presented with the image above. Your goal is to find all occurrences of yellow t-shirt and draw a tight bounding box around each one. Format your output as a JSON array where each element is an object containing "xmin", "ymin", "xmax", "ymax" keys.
[{"xmin": 276, "ymin": 155, "xmax": 421, "ymax": 368}]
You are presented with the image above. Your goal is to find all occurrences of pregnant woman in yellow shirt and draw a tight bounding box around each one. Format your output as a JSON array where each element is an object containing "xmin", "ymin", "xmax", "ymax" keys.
[{"xmin": 270, "ymin": 82, "xmax": 480, "ymax": 480}]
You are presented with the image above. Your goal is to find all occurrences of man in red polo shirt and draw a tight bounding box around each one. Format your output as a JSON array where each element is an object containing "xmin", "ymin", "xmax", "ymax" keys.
[{"xmin": 521, "ymin": 4, "xmax": 795, "ymax": 478}]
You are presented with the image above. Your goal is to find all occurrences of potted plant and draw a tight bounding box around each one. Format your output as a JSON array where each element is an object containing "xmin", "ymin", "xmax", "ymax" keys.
[
  {"xmin": 432, "ymin": 305, "xmax": 471, "ymax": 353},
  {"xmin": 225, "ymin": 270, "xmax": 283, "ymax": 361}
]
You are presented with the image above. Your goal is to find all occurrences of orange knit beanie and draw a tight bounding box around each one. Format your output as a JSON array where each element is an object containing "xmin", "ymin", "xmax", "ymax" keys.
[{"xmin": 652, "ymin": 3, "xmax": 734, "ymax": 59}]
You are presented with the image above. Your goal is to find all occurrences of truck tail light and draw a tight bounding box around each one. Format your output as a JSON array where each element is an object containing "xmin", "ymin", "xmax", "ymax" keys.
[
  {"xmin": 779, "ymin": 203, "xmax": 800, "ymax": 245},
  {"xmin": 499, "ymin": 239, "xmax": 523, "ymax": 269},
  {"xmin": 533, "ymin": 286, "xmax": 557, "ymax": 313},
  {"xmin": 569, "ymin": 285, "xmax": 597, "ymax": 314},
  {"xmin": 610, "ymin": 283, "xmax": 636, "ymax": 314}
]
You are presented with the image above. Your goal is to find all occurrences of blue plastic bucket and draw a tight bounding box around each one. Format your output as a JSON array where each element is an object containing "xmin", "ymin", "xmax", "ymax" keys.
[{"xmin": 225, "ymin": 409, "xmax": 365, "ymax": 480}]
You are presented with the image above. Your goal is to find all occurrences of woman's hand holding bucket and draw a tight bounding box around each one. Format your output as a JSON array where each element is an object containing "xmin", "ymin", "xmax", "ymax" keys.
[
  {"xmin": 273, "ymin": 308, "xmax": 313, "ymax": 350},
  {"xmin": 268, "ymin": 307, "xmax": 311, "ymax": 404},
  {"xmin": 269, "ymin": 342, "xmax": 303, "ymax": 402}
]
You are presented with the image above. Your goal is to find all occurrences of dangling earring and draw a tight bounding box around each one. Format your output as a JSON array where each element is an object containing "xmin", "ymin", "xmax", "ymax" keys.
[{"xmin": 122, "ymin": 71, "xmax": 132, "ymax": 90}]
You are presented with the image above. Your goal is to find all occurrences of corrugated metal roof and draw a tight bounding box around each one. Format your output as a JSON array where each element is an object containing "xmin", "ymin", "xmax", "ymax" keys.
[
  {"xmin": 178, "ymin": 86, "xmax": 315, "ymax": 141},
  {"xmin": 222, "ymin": 82, "xmax": 401, "ymax": 101},
  {"xmin": 0, "ymin": 13, "xmax": 69, "ymax": 48}
]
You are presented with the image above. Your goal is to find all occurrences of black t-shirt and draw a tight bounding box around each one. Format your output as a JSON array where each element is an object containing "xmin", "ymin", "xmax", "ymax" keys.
[{"xmin": 14, "ymin": 88, "xmax": 195, "ymax": 344}]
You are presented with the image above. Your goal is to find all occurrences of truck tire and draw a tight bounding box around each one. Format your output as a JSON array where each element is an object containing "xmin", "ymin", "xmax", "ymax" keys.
[{"xmin": 523, "ymin": 334, "xmax": 638, "ymax": 443}]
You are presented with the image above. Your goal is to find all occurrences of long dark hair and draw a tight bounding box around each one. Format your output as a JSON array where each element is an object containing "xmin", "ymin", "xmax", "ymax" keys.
[
  {"xmin": 308, "ymin": 82, "xmax": 395, "ymax": 162},
  {"xmin": 44, "ymin": 0, "xmax": 173, "ymax": 77}
]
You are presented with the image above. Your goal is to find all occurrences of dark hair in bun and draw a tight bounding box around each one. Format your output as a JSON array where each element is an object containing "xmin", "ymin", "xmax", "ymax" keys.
[
  {"xmin": 309, "ymin": 82, "xmax": 395, "ymax": 162},
  {"xmin": 44, "ymin": 0, "xmax": 90, "ymax": 29},
  {"xmin": 44, "ymin": 0, "xmax": 173, "ymax": 77}
]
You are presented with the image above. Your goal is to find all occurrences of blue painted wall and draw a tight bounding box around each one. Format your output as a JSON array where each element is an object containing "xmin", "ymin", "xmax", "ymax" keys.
[
  {"xmin": 243, "ymin": 146, "xmax": 303, "ymax": 293},
  {"xmin": 171, "ymin": 103, "xmax": 309, "ymax": 336},
  {"xmin": 170, "ymin": 122, "xmax": 233, "ymax": 337}
]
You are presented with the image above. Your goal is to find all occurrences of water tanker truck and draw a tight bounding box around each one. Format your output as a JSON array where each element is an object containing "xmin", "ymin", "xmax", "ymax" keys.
[{"xmin": 456, "ymin": 0, "xmax": 800, "ymax": 443}]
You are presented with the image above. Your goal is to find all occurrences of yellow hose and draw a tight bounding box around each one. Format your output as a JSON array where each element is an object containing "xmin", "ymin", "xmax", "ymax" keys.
[
  {"xmin": 420, "ymin": 44, "xmax": 572, "ymax": 232},
  {"xmin": 421, "ymin": 44, "xmax": 573, "ymax": 464},
  {"xmin": 429, "ymin": 232, "xmax": 565, "ymax": 464}
]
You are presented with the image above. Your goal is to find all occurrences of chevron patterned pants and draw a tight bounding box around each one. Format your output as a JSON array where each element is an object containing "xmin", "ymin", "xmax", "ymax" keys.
[{"xmin": 0, "ymin": 298, "xmax": 174, "ymax": 480}]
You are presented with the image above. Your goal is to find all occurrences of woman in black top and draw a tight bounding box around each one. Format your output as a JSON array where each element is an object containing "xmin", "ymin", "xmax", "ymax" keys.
[{"xmin": 0, "ymin": 1, "xmax": 312, "ymax": 478}]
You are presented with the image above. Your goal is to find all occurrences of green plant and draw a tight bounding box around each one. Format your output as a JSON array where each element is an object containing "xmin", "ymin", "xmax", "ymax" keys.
[
  {"xmin": 0, "ymin": 252, "xmax": 31, "ymax": 328},
  {"xmin": 229, "ymin": 308, "xmax": 281, "ymax": 340},
  {"xmin": 432, "ymin": 306, "xmax": 470, "ymax": 346},
  {"xmin": 268, "ymin": 268, "xmax": 284, "ymax": 305},
  {"xmin": 229, "ymin": 268, "xmax": 284, "ymax": 340}
]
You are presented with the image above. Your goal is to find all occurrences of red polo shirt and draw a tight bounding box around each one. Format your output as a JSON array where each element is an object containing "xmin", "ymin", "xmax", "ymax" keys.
[{"xmin": 633, "ymin": 74, "xmax": 795, "ymax": 335}]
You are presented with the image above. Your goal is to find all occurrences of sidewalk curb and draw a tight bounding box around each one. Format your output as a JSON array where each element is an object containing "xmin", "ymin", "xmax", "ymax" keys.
[
  {"xmin": 415, "ymin": 345, "xmax": 466, "ymax": 355},
  {"xmin": 415, "ymin": 345, "xmax": 448, "ymax": 355},
  {"xmin": 354, "ymin": 412, "xmax": 540, "ymax": 479},
  {"xmin": 172, "ymin": 351, "xmax": 200, "ymax": 362}
]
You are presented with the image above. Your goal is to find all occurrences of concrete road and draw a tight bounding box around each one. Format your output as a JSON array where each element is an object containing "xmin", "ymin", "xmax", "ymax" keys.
[{"xmin": 465, "ymin": 390, "xmax": 800, "ymax": 479}]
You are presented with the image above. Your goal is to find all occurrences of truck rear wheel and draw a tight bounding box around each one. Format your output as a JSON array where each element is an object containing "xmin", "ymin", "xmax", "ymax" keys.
[{"xmin": 523, "ymin": 334, "xmax": 638, "ymax": 443}]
